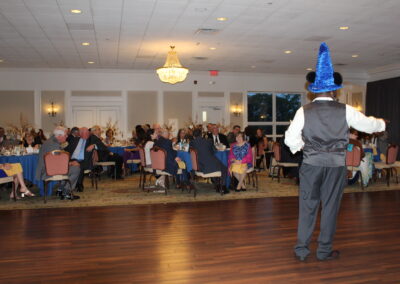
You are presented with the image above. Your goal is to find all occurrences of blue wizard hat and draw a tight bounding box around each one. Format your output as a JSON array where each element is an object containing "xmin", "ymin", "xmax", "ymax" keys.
[{"xmin": 307, "ymin": 42, "xmax": 343, "ymax": 93}]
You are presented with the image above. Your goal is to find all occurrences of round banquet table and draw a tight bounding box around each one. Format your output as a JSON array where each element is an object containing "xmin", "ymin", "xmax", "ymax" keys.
[
  {"xmin": 177, "ymin": 149, "xmax": 230, "ymax": 188},
  {"xmin": 0, "ymin": 154, "xmax": 55, "ymax": 196},
  {"xmin": 108, "ymin": 146, "xmax": 139, "ymax": 172}
]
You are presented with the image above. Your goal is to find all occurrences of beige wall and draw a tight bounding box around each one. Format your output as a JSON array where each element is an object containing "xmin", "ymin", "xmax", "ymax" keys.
[
  {"xmin": 0, "ymin": 91, "xmax": 34, "ymax": 129},
  {"xmin": 41, "ymin": 91, "xmax": 65, "ymax": 133},
  {"xmin": 127, "ymin": 91, "xmax": 157, "ymax": 131},
  {"xmin": 72, "ymin": 91, "xmax": 121, "ymax": 97},
  {"xmin": 198, "ymin": 92, "xmax": 224, "ymax": 97},
  {"xmin": 164, "ymin": 91, "xmax": 192, "ymax": 130},
  {"xmin": 230, "ymin": 92, "xmax": 243, "ymax": 128}
]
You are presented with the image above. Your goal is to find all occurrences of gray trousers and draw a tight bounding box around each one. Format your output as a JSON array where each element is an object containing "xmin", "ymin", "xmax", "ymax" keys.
[
  {"xmin": 295, "ymin": 164, "xmax": 347, "ymax": 259},
  {"xmin": 61, "ymin": 165, "xmax": 80, "ymax": 195}
]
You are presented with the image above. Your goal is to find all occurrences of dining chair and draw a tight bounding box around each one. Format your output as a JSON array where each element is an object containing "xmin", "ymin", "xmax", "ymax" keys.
[
  {"xmin": 43, "ymin": 150, "xmax": 71, "ymax": 203},
  {"xmin": 346, "ymin": 145, "xmax": 364, "ymax": 190},
  {"xmin": 138, "ymin": 147, "xmax": 155, "ymax": 190},
  {"xmin": 374, "ymin": 144, "xmax": 399, "ymax": 186},
  {"xmin": 189, "ymin": 148, "xmax": 222, "ymax": 197},
  {"xmin": 92, "ymin": 150, "xmax": 117, "ymax": 180},
  {"xmin": 246, "ymin": 146, "xmax": 259, "ymax": 191},
  {"xmin": 271, "ymin": 143, "xmax": 299, "ymax": 183},
  {"xmin": 0, "ymin": 176, "xmax": 16, "ymax": 201}
]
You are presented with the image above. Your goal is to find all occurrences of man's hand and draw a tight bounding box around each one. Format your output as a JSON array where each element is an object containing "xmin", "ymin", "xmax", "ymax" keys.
[
  {"xmin": 69, "ymin": 161, "xmax": 80, "ymax": 167},
  {"xmin": 86, "ymin": 144, "xmax": 95, "ymax": 152},
  {"xmin": 4, "ymin": 164, "xmax": 12, "ymax": 170},
  {"xmin": 175, "ymin": 157, "xmax": 181, "ymax": 162}
]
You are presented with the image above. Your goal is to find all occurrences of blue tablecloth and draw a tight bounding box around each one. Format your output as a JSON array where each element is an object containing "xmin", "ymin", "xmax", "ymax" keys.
[
  {"xmin": 108, "ymin": 146, "xmax": 134, "ymax": 156},
  {"xmin": 109, "ymin": 146, "xmax": 138, "ymax": 172},
  {"xmin": 178, "ymin": 150, "xmax": 230, "ymax": 187},
  {"xmin": 0, "ymin": 154, "xmax": 55, "ymax": 196}
]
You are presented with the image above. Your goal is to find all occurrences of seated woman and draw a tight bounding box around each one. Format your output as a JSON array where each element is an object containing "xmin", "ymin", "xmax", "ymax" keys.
[
  {"xmin": 255, "ymin": 128, "xmax": 268, "ymax": 169},
  {"xmin": 37, "ymin": 129, "xmax": 47, "ymax": 144},
  {"xmin": 228, "ymin": 132, "xmax": 253, "ymax": 192},
  {"xmin": 104, "ymin": 129, "xmax": 115, "ymax": 146},
  {"xmin": 23, "ymin": 133, "xmax": 39, "ymax": 148},
  {"xmin": 173, "ymin": 128, "xmax": 190, "ymax": 151},
  {"xmin": 0, "ymin": 163, "xmax": 35, "ymax": 199}
]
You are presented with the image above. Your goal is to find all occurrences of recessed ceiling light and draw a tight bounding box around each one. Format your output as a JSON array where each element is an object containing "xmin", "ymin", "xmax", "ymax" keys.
[
  {"xmin": 81, "ymin": 42, "xmax": 90, "ymax": 46},
  {"xmin": 306, "ymin": 68, "xmax": 313, "ymax": 71},
  {"xmin": 351, "ymin": 54, "xmax": 359, "ymax": 58},
  {"xmin": 88, "ymin": 61, "xmax": 95, "ymax": 64},
  {"xmin": 284, "ymin": 50, "xmax": 292, "ymax": 54},
  {"xmin": 209, "ymin": 47, "xmax": 217, "ymax": 50},
  {"xmin": 251, "ymin": 65, "xmax": 256, "ymax": 68},
  {"xmin": 0, "ymin": 59, "xmax": 4, "ymax": 63},
  {"xmin": 70, "ymin": 9, "xmax": 82, "ymax": 14},
  {"xmin": 217, "ymin": 17, "xmax": 227, "ymax": 21},
  {"xmin": 339, "ymin": 26, "xmax": 349, "ymax": 30}
]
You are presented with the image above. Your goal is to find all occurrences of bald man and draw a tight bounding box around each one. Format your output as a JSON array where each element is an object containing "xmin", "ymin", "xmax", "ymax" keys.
[{"xmin": 65, "ymin": 127, "xmax": 94, "ymax": 191}]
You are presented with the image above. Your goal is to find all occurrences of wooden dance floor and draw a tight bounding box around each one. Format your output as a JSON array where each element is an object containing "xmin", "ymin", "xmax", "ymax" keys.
[{"xmin": 1, "ymin": 190, "xmax": 400, "ymax": 283}]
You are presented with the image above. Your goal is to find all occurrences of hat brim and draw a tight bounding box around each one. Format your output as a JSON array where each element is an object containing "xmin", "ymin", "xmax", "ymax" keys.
[{"xmin": 308, "ymin": 83, "xmax": 342, "ymax": 93}]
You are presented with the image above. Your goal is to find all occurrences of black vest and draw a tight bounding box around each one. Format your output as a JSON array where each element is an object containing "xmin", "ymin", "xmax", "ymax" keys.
[{"xmin": 302, "ymin": 100, "xmax": 348, "ymax": 167}]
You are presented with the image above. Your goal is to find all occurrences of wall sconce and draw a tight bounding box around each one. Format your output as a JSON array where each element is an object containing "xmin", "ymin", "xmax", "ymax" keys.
[
  {"xmin": 47, "ymin": 102, "xmax": 59, "ymax": 117},
  {"xmin": 231, "ymin": 104, "xmax": 242, "ymax": 117}
]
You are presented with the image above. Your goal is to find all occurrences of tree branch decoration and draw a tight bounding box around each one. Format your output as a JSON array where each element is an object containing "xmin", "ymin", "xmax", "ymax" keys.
[
  {"xmin": 103, "ymin": 118, "xmax": 120, "ymax": 137},
  {"xmin": 6, "ymin": 113, "xmax": 33, "ymax": 141}
]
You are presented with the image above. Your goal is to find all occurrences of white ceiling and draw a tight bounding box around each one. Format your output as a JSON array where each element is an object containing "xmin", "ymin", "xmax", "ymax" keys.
[{"xmin": 0, "ymin": 0, "xmax": 399, "ymax": 74}]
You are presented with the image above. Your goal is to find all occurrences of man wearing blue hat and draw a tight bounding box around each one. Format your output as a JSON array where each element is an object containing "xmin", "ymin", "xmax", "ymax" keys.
[{"xmin": 285, "ymin": 42, "xmax": 386, "ymax": 261}]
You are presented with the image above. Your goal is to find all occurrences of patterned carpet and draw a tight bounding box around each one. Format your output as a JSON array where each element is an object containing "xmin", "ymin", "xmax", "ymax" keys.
[{"xmin": 1, "ymin": 171, "xmax": 399, "ymax": 210}]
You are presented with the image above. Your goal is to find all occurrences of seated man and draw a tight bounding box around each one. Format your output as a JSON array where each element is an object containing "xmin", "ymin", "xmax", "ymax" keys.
[
  {"xmin": 190, "ymin": 128, "xmax": 229, "ymax": 194},
  {"xmin": 154, "ymin": 129, "xmax": 188, "ymax": 187},
  {"xmin": 35, "ymin": 126, "xmax": 80, "ymax": 200},
  {"xmin": 65, "ymin": 127, "xmax": 93, "ymax": 192},
  {"xmin": 227, "ymin": 125, "xmax": 241, "ymax": 145},
  {"xmin": 209, "ymin": 125, "xmax": 230, "ymax": 148},
  {"xmin": 88, "ymin": 125, "xmax": 124, "ymax": 179}
]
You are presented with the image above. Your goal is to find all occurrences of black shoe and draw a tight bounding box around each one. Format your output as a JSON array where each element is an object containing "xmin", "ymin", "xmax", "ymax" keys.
[
  {"xmin": 241, "ymin": 188, "xmax": 247, "ymax": 192},
  {"xmin": 235, "ymin": 189, "xmax": 241, "ymax": 192},
  {"xmin": 76, "ymin": 184, "xmax": 84, "ymax": 192},
  {"xmin": 317, "ymin": 250, "xmax": 340, "ymax": 261},
  {"xmin": 116, "ymin": 176, "xmax": 124, "ymax": 180},
  {"xmin": 60, "ymin": 194, "xmax": 80, "ymax": 200},
  {"xmin": 294, "ymin": 253, "xmax": 308, "ymax": 262},
  {"xmin": 55, "ymin": 189, "xmax": 63, "ymax": 197}
]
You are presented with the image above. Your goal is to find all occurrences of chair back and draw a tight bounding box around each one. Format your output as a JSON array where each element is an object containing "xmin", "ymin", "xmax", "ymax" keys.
[
  {"xmin": 257, "ymin": 140, "xmax": 265, "ymax": 156},
  {"xmin": 386, "ymin": 144, "xmax": 399, "ymax": 164},
  {"xmin": 44, "ymin": 150, "xmax": 70, "ymax": 176},
  {"xmin": 138, "ymin": 147, "xmax": 146, "ymax": 167},
  {"xmin": 346, "ymin": 145, "xmax": 362, "ymax": 167},
  {"xmin": 92, "ymin": 149, "xmax": 99, "ymax": 164},
  {"xmin": 272, "ymin": 143, "xmax": 281, "ymax": 162},
  {"xmin": 150, "ymin": 146, "xmax": 166, "ymax": 171},
  {"xmin": 189, "ymin": 148, "xmax": 199, "ymax": 171}
]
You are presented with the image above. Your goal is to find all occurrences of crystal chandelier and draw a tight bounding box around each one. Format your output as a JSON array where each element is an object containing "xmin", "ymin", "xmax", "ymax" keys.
[{"xmin": 156, "ymin": 46, "xmax": 189, "ymax": 84}]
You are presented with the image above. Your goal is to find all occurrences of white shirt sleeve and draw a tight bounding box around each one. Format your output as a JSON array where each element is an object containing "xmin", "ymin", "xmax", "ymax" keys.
[
  {"xmin": 284, "ymin": 107, "xmax": 305, "ymax": 154},
  {"xmin": 346, "ymin": 105, "xmax": 385, "ymax": 134}
]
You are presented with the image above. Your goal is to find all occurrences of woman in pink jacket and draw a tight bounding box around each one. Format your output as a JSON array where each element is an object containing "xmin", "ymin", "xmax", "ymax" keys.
[{"xmin": 228, "ymin": 132, "xmax": 253, "ymax": 192}]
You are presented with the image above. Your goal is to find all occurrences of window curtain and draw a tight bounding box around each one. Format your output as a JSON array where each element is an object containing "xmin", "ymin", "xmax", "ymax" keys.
[{"xmin": 366, "ymin": 76, "xmax": 400, "ymax": 159}]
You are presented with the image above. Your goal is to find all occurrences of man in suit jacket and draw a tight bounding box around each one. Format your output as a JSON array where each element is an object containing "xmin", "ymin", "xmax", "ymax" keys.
[
  {"xmin": 35, "ymin": 126, "xmax": 80, "ymax": 200},
  {"xmin": 67, "ymin": 127, "xmax": 79, "ymax": 145},
  {"xmin": 65, "ymin": 127, "xmax": 93, "ymax": 191},
  {"xmin": 191, "ymin": 128, "xmax": 229, "ymax": 194},
  {"xmin": 208, "ymin": 125, "xmax": 230, "ymax": 148},
  {"xmin": 88, "ymin": 125, "xmax": 124, "ymax": 179},
  {"xmin": 154, "ymin": 129, "xmax": 179, "ymax": 176}
]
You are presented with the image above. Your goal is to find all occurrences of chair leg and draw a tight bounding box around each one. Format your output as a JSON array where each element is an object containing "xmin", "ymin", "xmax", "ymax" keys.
[
  {"xmin": 219, "ymin": 177, "xmax": 223, "ymax": 196},
  {"xmin": 165, "ymin": 176, "xmax": 169, "ymax": 195},
  {"xmin": 44, "ymin": 181, "xmax": 48, "ymax": 204},
  {"xmin": 394, "ymin": 168, "xmax": 399, "ymax": 184},
  {"xmin": 277, "ymin": 167, "xmax": 281, "ymax": 183},
  {"xmin": 255, "ymin": 172, "xmax": 259, "ymax": 192},
  {"xmin": 138, "ymin": 167, "xmax": 143, "ymax": 188},
  {"xmin": 386, "ymin": 169, "xmax": 390, "ymax": 186},
  {"xmin": 12, "ymin": 182, "xmax": 16, "ymax": 202}
]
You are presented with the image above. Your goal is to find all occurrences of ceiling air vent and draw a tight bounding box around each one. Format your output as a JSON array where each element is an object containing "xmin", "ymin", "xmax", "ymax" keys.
[
  {"xmin": 193, "ymin": 56, "xmax": 208, "ymax": 60},
  {"xmin": 195, "ymin": 28, "xmax": 220, "ymax": 35}
]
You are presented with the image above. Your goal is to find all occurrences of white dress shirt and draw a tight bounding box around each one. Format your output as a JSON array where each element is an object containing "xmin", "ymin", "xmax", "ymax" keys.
[
  {"xmin": 284, "ymin": 97, "xmax": 386, "ymax": 154},
  {"xmin": 213, "ymin": 134, "xmax": 220, "ymax": 144},
  {"xmin": 144, "ymin": 141, "xmax": 154, "ymax": 166}
]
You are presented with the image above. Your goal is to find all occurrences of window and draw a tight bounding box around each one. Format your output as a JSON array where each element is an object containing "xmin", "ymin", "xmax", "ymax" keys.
[{"xmin": 247, "ymin": 92, "xmax": 303, "ymax": 141}]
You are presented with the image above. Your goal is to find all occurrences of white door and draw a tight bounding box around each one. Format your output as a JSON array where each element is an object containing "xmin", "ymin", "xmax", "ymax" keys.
[{"xmin": 71, "ymin": 106, "xmax": 121, "ymax": 137}]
